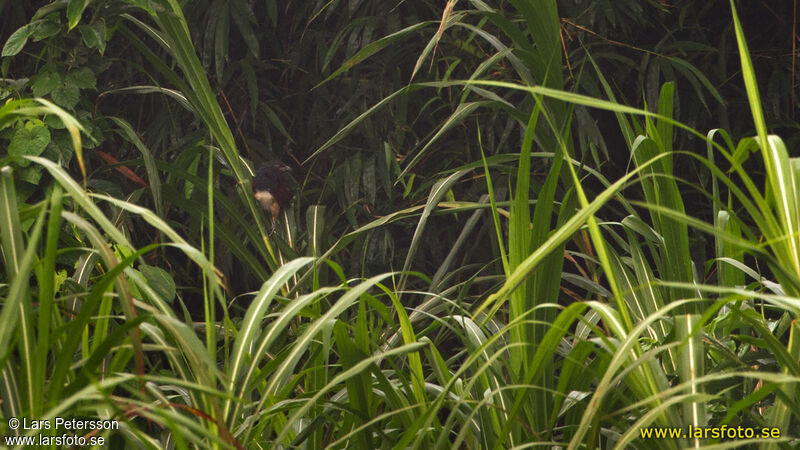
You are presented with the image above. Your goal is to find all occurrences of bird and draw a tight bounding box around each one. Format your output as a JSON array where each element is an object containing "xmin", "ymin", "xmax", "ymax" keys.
[{"xmin": 252, "ymin": 161, "xmax": 293, "ymax": 232}]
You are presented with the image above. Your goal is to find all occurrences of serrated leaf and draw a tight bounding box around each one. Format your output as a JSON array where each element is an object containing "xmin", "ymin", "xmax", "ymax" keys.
[
  {"xmin": 66, "ymin": 67, "xmax": 96, "ymax": 90},
  {"xmin": 9, "ymin": 125, "xmax": 51, "ymax": 165},
  {"xmin": 67, "ymin": 0, "xmax": 89, "ymax": 30},
  {"xmin": 139, "ymin": 264, "xmax": 176, "ymax": 303},
  {"xmin": 31, "ymin": 71, "xmax": 61, "ymax": 97},
  {"xmin": 51, "ymin": 84, "xmax": 80, "ymax": 109},
  {"xmin": 42, "ymin": 131, "xmax": 75, "ymax": 164},
  {"xmin": 19, "ymin": 166, "xmax": 44, "ymax": 184},
  {"xmin": 2, "ymin": 25, "xmax": 34, "ymax": 56}
]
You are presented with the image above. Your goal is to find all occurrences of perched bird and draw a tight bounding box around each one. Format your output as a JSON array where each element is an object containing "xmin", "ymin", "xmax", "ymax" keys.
[{"xmin": 252, "ymin": 161, "xmax": 293, "ymax": 232}]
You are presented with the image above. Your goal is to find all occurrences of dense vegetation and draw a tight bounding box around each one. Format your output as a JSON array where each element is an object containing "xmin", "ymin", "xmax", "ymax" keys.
[{"xmin": 1, "ymin": 0, "xmax": 799, "ymax": 448}]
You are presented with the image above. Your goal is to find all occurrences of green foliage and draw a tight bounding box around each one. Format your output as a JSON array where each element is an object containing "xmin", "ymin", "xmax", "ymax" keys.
[{"xmin": 2, "ymin": 0, "xmax": 800, "ymax": 448}]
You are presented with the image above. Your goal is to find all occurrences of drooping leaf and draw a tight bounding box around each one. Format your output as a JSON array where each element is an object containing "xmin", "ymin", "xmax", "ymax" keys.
[
  {"xmin": 67, "ymin": 0, "xmax": 90, "ymax": 30},
  {"xmin": 121, "ymin": 0, "xmax": 157, "ymax": 15},
  {"xmin": 315, "ymin": 22, "xmax": 432, "ymax": 89},
  {"xmin": 78, "ymin": 19, "xmax": 107, "ymax": 54},
  {"xmin": 32, "ymin": 20, "xmax": 61, "ymax": 41},
  {"xmin": 1, "ymin": 25, "xmax": 34, "ymax": 56}
]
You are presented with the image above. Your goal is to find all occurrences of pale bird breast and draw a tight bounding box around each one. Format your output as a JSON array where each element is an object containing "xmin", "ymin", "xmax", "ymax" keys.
[{"xmin": 254, "ymin": 190, "xmax": 280, "ymax": 219}]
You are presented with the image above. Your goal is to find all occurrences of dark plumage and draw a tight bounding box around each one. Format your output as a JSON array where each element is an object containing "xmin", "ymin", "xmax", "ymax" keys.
[{"xmin": 252, "ymin": 161, "xmax": 293, "ymax": 231}]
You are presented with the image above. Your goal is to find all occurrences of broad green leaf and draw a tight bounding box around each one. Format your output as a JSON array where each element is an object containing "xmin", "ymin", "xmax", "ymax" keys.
[
  {"xmin": 51, "ymin": 84, "xmax": 80, "ymax": 109},
  {"xmin": 31, "ymin": 71, "xmax": 61, "ymax": 97},
  {"xmin": 78, "ymin": 20, "xmax": 106, "ymax": 54},
  {"xmin": 32, "ymin": 20, "xmax": 61, "ymax": 41},
  {"xmin": 18, "ymin": 166, "xmax": 44, "ymax": 184},
  {"xmin": 66, "ymin": 67, "xmax": 97, "ymax": 90},
  {"xmin": 1, "ymin": 25, "xmax": 34, "ymax": 56},
  {"xmin": 139, "ymin": 264, "xmax": 176, "ymax": 303},
  {"xmin": 67, "ymin": 0, "xmax": 90, "ymax": 30},
  {"xmin": 9, "ymin": 124, "xmax": 51, "ymax": 166}
]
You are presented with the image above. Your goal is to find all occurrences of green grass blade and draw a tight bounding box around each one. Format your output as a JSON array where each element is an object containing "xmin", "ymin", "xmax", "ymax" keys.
[
  {"xmin": 397, "ymin": 170, "xmax": 470, "ymax": 300},
  {"xmin": 0, "ymin": 176, "xmax": 45, "ymax": 414},
  {"xmin": 317, "ymin": 21, "xmax": 432, "ymax": 88},
  {"xmin": 32, "ymin": 185, "xmax": 63, "ymax": 416},
  {"xmin": 675, "ymin": 313, "xmax": 706, "ymax": 448},
  {"xmin": 109, "ymin": 116, "xmax": 164, "ymax": 218},
  {"xmin": 762, "ymin": 320, "xmax": 800, "ymax": 449},
  {"xmin": 730, "ymin": 1, "xmax": 800, "ymax": 283},
  {"xmin": 474, "ymin": 151, "xmax": 670, "ymax": 319}
]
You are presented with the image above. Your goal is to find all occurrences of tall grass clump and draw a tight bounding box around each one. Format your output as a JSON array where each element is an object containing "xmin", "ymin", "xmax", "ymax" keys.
[
  {"xmin": 313, "ymin": 0, "xmax": 800, "ymax": 448},
  {"xmin": 1, "ymin": 0, "xmax": 800, "ymax": 448}
]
